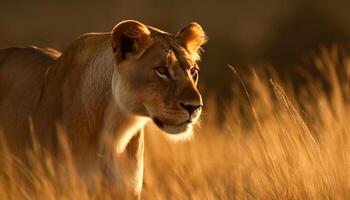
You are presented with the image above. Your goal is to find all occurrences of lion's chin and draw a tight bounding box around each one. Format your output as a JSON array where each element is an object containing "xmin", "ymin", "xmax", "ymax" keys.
[{"xmin": 152, "ymin": 117, "xmax": 192, "ymax": 135}]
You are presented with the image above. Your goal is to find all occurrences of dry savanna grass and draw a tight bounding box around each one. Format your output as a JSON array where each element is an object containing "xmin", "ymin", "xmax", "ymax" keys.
[{"xmin": 1, "ymin": 47, "xmax": 350, "ymax": 199}]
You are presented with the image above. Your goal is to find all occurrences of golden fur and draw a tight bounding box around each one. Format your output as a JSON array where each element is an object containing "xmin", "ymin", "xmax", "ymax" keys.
[{"xmin": 0, "ymin": 20, "xmax": 206, "ymax": 198}]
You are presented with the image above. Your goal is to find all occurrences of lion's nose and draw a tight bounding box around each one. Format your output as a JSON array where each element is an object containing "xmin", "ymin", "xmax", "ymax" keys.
[{"xmin": 180, "ymin": 103, "xmax": 202, "ymax": 116}]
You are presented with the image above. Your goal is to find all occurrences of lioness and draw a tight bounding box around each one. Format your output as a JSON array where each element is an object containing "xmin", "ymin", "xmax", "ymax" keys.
[{"xmin": 0, "ymin": 20, "xmax": 206, "ymax": 198}]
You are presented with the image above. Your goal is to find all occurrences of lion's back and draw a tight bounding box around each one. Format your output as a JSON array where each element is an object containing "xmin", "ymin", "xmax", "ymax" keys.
[{"xmin": 0, "ymin": 46, "xmax": 60, "ymax": 85}]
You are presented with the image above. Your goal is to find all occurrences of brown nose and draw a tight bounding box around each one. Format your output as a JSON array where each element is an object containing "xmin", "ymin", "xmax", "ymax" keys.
[{"xmin": 180, "ymin": 103, "xmax": 202, "ymax": 116}]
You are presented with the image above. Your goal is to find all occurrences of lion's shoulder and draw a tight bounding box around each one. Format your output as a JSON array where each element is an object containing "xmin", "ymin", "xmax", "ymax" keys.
[
  {"xmin": 33, "ymin": 46, "xmax": 62, "ymax": 59},
  {"xmin": 0, "ymin": 46, "xmax": 62, "ymax": 108}
]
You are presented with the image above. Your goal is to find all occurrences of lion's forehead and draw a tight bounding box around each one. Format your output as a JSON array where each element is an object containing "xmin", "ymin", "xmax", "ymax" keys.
[
  {"xmin": 164, "ymin": 50, "xmax": 189, "ymax": 67},
  {"xmin": 150, "ymin": 29, "xmax": 196, "ymax": 69}
]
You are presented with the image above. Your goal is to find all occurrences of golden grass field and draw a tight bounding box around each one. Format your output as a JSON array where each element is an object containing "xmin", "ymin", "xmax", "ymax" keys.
[{"xmin": 1, "ymin": 47, "xmax": 350, "ymax": 199}]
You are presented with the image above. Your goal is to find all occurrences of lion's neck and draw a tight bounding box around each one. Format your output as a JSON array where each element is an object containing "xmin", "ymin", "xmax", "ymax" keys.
[
  {"xmin": 100, "ymin": 100, "xmax": 148, "ymax": 154},
  {"xmin": 59, "ymin": 33, "xmax": 148, "ymax": 153}
]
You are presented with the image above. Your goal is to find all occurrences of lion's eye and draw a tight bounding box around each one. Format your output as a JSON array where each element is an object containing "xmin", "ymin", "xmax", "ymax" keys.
[
  {"xmin": 190, "ymin": 68, "xmax": 199, "ymax": 82},
  {"xmin": 155, "ymin": 67, "xmax": 169, "ymax": 79}
]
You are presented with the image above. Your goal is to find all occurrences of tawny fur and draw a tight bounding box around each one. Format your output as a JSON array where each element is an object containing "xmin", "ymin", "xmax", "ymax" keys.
[{"xmin": 0, "ymin": 20, "xmax": 206, "ymax": 199}]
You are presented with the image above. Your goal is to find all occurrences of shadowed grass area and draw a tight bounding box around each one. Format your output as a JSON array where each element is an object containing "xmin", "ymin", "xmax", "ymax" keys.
[{"xmin": 1, "ymin": 47, "xmax": 350, "ymax": 199}]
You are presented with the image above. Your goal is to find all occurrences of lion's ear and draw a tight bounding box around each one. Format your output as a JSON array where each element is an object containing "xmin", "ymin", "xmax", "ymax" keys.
[
  {"xmin": 176, "ymin": 22, "xmax": 207, "ymax": 61},
  {"xmin": 112, "ymin": 20, "xmax": 154, "ymax": 62}
]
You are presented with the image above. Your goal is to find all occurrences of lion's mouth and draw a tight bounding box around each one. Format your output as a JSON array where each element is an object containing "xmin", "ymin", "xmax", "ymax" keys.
[
  {"xmin": 152, "ymin": 117, "xmax": 192, "ymax": 134},
  {"xmin": 153, "ymin": 117, "xmax": 191, "ymax": 127},
  {"xmin": 153, "ymin": 118, "xmax": 165, "ymax": 127}
]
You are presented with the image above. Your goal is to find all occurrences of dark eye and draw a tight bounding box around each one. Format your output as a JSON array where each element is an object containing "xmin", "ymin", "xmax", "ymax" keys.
[
  {"xmin": 190, "ymin": 68, "xmax": 199, "ymax": 81},
  {"xmin": 155, "ymin": 67, "xmax": 169, "ymax": 79}
]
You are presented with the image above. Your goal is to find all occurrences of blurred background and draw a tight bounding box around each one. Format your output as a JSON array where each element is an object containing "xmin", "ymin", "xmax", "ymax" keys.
[{"xmin": 1, "ymin": 0, "xmax": 350, "ymax": 98}]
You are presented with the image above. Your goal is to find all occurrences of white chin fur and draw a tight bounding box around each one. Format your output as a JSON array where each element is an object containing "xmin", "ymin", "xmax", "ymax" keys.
[{"xmin": 161, "ymin": 124, "xmax": 194, "ymax": 142}]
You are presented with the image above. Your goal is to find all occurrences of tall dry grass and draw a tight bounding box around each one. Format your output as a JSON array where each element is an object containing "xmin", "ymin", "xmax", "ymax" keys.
[{"xmin": 1, "ymin": 47, "xmax": 350, "ymax": 199}]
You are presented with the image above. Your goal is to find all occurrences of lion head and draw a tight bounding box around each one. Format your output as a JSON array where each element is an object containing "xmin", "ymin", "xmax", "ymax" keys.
[{"xmin": 110, "ymin": 20, "xmax": 207, "ymax": 135}]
